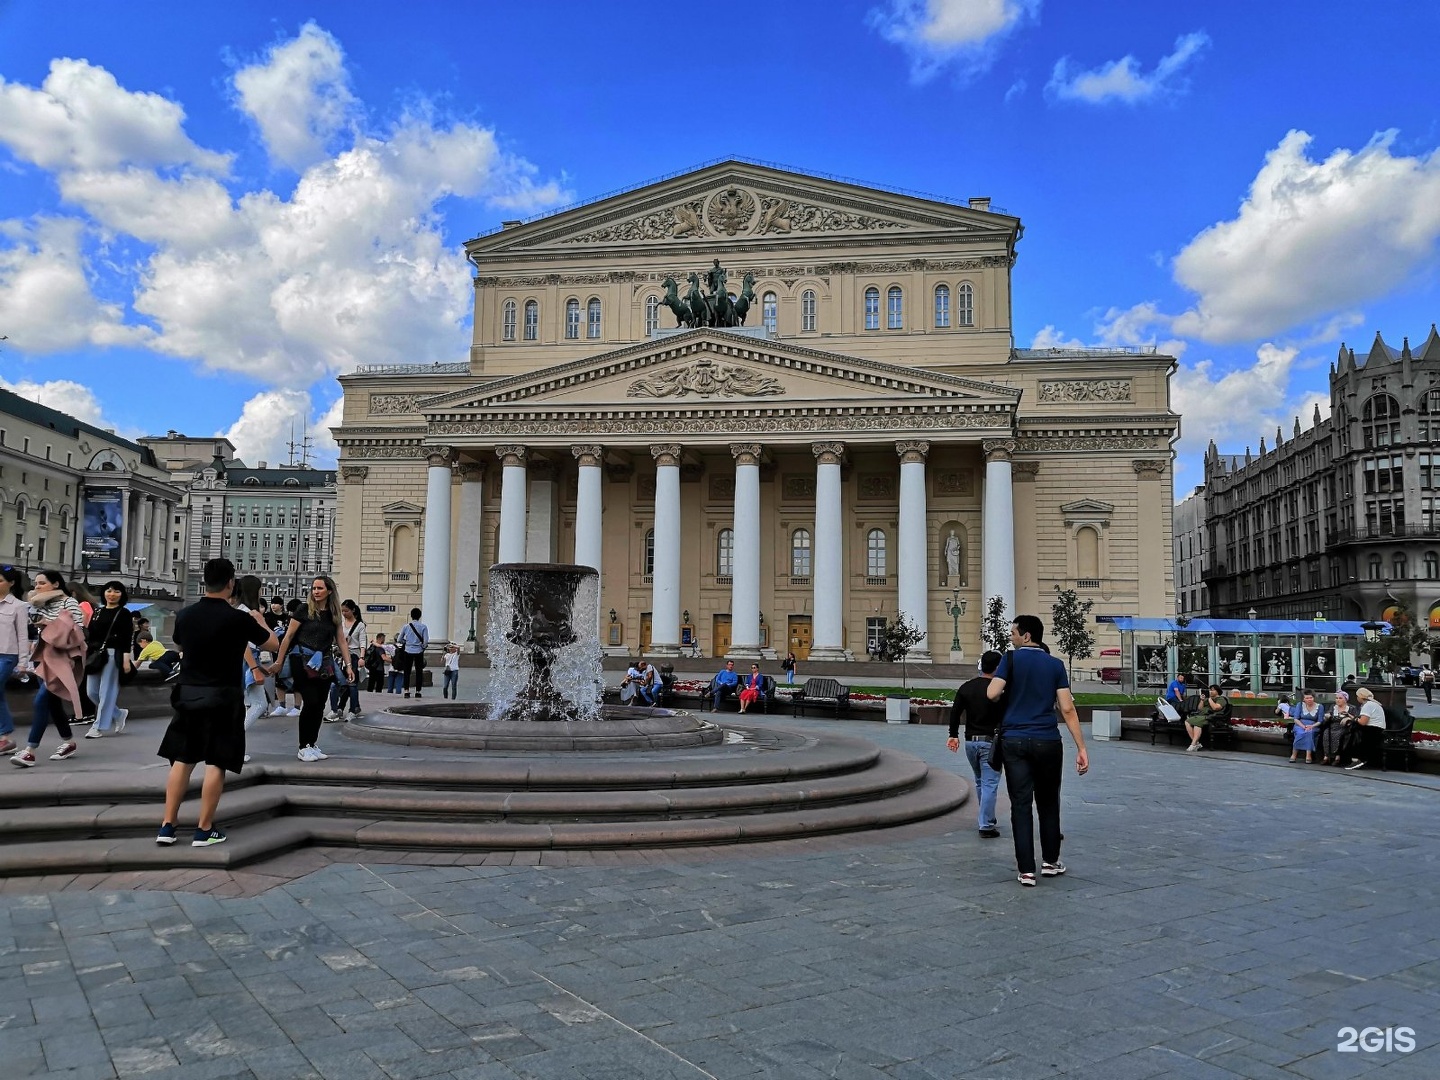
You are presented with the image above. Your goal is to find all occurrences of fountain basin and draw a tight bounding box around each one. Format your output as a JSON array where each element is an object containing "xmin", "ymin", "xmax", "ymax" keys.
[{"xmin": 345, "ymin": 703, "xmax": 724, "ymax": 752}]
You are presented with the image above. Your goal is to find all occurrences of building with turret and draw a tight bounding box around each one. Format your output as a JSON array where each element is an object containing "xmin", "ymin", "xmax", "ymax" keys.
[{"xmin": 1201, "ymin": 324, "xmax": 1440, "ymax": 630}]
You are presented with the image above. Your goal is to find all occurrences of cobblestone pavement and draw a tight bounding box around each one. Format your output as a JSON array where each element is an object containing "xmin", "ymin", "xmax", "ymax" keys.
[{"xmin": 2, "ymin": 715, "xmax": 1437, "ymax": 1079}]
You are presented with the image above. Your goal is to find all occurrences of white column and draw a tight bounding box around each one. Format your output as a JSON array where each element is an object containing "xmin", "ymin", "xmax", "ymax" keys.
[
  {"xmin": 983, "ymin": 439, "xmax": 1017, "ymax": 624},
  {"xmin": 572, "ymin": 445, "xmax": 604, "ymax": 571},
  {"xmin": 126, "ymin": 492, "xmax": 142, "ymax": 565},
  {"xmin": 727, "ymin": 443, "xmax": 762, "ymax": 659},
  {"xmin": 452, "ymin": 462, "xmax": 485, "ymax": 648},
  {"xmin": 810, "ymin": 441, "xmax": 848, "ymax": 660},
  {"xmin": 495, "ymin": 445, "xmax": 528, "ymax": 564},
  {"xmin": 897, "ymin": 440, "xmax": 931, "ymax": 663},
  {"xmin": 148, "ymin": 499, "xmax": 165, "ymax": 577},
  {"xmin": 525, "ymin": 465, "xmax": 556, "ymax": 562},
  {"xmin": 420, "ymin": 447, "xmax": 454, "ymax": 646},
  {"xmin": 649, "ymin": 443, "xmax": 682, "ymax": 656}
]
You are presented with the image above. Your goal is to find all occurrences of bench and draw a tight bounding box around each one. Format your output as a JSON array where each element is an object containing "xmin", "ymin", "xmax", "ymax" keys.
[
  {"xmin": 700, "ymin": 674, "xmax": 776, "ymax": 713},
  {"xmin": 1148, "ymin": 698, "xmax": 1187, "ymax": 746},
  {"xmin": 791, "ymin": 677, "xmax": 850, "ymax": 718}
]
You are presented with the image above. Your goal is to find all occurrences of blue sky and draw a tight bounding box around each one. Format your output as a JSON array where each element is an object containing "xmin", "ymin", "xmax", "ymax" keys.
[{"xmin": 2, "ymin": 0, "xmax": 1438, "ymax": 490}]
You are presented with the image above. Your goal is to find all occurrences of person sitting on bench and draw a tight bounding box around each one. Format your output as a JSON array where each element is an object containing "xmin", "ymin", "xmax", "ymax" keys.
[
  {"xmin": 135, "ymin": 632, "xmax": 181, "ymax": 679},
  {"xmin": 712, "ymin": 659, "xmax": 740, "ymax": 708}
]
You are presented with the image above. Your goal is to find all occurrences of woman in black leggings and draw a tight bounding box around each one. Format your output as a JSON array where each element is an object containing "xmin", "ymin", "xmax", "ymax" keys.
[{"xmin": 269, "ymin": 576, "xmax": 353, "ymax": 762}]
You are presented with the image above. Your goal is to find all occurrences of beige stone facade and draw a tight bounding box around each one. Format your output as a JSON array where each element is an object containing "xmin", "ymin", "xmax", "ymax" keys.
[{"xmin": 332, "ymin": 161, "xmax": 1178, "ymax": 658}]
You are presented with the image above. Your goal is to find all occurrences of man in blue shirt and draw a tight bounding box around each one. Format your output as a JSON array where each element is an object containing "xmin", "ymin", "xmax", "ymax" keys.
[
  {"xmin": 987, "ymin": 614, "xmax": 1090, "ymax": 887},
  {"xmin": 712, "ymin": 659, "xmax": 740, "ymax": 708},
  {"xmin": 1165, "ymin": 673, "xmax": 1188, "ymax": 716}
]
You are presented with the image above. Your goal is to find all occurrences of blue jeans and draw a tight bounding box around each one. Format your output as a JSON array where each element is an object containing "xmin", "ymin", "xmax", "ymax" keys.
[
  {"xmin": 30, "ymin": 681, "xmax": 74, "ymax": 746},
  {"xmin": 86, "ymin": 648, "xmax": 124, "ymax": 731},
  {"xmin": 442, "ymin": 669, "xmax": 459, "ymax": 698},
  {"xmin": 0, "ymin": 654, "xmax": 16, "ymax": 736},
  {"xmin": 964, "ymin": 738, "xmax": 1001, "ymax": 831},
  {"xmin": 329, "ymin": 669, "xmax": 360, "ymax": 714},
  {"xmin": 385, "ymin": 671, "xmax": 404, "ymax": 693}
]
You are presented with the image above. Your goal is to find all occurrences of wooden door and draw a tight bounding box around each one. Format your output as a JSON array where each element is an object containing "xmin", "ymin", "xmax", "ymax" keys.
[
  {"xmin": 639, "ymin": 613, "xmax": 652, "ymax": 652},
  {"xmin": 788, "ymin": 616, "xmax": 813, "ymax": 661},
  {"xmin": 713, "ymin": 614, "xmax": 732, "ymax": 656}
]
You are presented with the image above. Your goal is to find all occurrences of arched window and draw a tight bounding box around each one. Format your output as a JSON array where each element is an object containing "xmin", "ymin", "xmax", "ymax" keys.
[
  {"xmin": 1394, "ymin": 553, "xmax": 1408, "ymax": 580},
  {"xmin": 717, "ymin": 528, "xmax": 734, "ymax": 578},
  {"xmin": 587, "ymin": 298, "xmax": 602, "ymax": 339},
  {"xmin": 864, "ymin": 287, "xmax": 880, "ymax": 330},
  {"xmin": 14, "ymin": 498, "xmax": 25, "ymax": 521},
  {"xmin": 645, "ymin": 295, "xmax": 660, "ymax": 336},
  {"xmin": 38, "ymin": 504, "xmax": 49, "ymax": 525},
  {"xmin": 791, "ymin": 528, "xmax": 812, "ymax": 579},
  {"xmin": 643, "ymin": 528, "xmax": 655, "ymax": 578},
  {"xmin": 501, "ymin": 299, "xmax": 517, "ymax": 341},
  {"xmin": 866, "ymin": 528, "xmax": 887, "ymax": 580},
  {"xmin": 957, "ymin": 282, "xmax": 974, "ymax": 326},
  {"xmin": 801, "ymin": 289, "xmax": 817, "ymax": 332},
  {"xmin": 1425, "ymin": 551, "xmax": 1439, "ymax": 580},
  {"xmin": 1362, "ymin": 393, "xmax": 1401, "ymax": 448},
  {"xmin": 761, "ymin": 291, "xmax": 778, "ymax": 334},
  {"xmin": 934, "ymin": 284, "xmax": 950, "ymax": 328},
  {"xmin": 523, "ymin": 299, "xmax": 539, "ymax": 340},
  {"xmin": 887, "ymin": 286, "xmax": 903, "ymax": 329},
  {"xmin": 1077, "ymin": 526, "xmax": 1100, "ymax": 580},
  {"xmin": 565, "ymin": 298, "xmax": 580, "ymax": 339}
]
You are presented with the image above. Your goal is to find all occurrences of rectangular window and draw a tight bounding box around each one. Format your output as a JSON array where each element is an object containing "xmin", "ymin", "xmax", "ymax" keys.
[{"xmin": 866, "ymin": 617, "xmax": 887, "ymax": 658}]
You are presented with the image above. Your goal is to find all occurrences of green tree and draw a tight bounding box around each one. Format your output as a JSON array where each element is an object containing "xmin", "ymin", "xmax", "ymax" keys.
[
  {"xmin": 980, "ymin": 595, "xmax": 1009, "ymax": 654},
  {"xmin": 1358, "ymin": 602, "xmax": 1429, "ymax": 675},
  {"xmin": 877, "ymin": 612, "xmax": 927, "ymax": 689},
  {"xmin": 1051, "ymin": 586, "xmax": 1096, "ymax": 681}
]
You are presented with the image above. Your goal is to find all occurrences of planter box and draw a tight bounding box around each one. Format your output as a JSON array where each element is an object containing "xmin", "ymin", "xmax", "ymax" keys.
[
  {"xmin": 1091, "ymin": 710, "xmax": 1123, "ymax": 741},
  {"xmin": 885, "ymin": 696, "xmax": 910, "ymax": 725}
]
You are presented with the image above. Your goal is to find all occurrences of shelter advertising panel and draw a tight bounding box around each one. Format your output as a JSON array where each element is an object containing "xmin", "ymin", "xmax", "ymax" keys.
[
  {"xmin": 1217, "ymin": 646, "xmax": 1253, "ymax": 690},
  {"xmin": 1136, "ymin": 645, "xmax": 1169, "ymax": 687},
  {"xmin": 1303, "ymin": 648, "xmax": 1338, "ymax": 692},
  {"xmin": 1179, "ymin": 645, "xmax": 1210, "ymax": 687},
  {"xmin": 1260, "ymin": 647, "xmax": 1295, "ymax": 690},
  {"xmin": 82, "ymin": 488, "xmax": 125, "ymax": 573}
]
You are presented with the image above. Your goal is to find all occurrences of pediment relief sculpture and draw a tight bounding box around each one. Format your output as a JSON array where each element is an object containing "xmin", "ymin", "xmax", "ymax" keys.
[
  {"xmin": 562, "ymin": 186, "xmax": 912, "ymax": 244},
  {"xmin": 627, "ymin": 356, "xmax": 784, "ymax": 400}
]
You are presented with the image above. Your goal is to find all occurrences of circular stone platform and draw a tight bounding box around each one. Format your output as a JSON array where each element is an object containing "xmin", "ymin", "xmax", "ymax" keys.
[{"xmin": 344, "ymin": 701, "xmax": 725, "ymax": 751}]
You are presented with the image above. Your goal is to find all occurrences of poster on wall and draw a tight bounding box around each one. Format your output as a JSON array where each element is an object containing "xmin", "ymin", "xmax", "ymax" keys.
[
  {"xmin": 1218, "ymin": 647, "xmax": 1253, "ymax": 690},
  {"xmin": 1303, "ymin": 649, "xmax": 1338, "ymax": 691},
  {"xmin": 82, "ymin": 488, "xmax": 125, "ymax": 573},
  {"xmin": 1260, "ymin": 648, "xmax": 1294, "ymax": 689},
  {"xmin": 1179, "ymin": 646, "xmax": 1210, "ymax": 688},
  {"xmin": 1136, "ymin": 645, "xmax": 1169, "ymax": 687}
]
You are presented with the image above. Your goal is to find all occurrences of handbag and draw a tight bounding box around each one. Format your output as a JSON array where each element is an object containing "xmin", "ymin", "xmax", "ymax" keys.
[
  {"xmin": 987, "ymin": 716, "xmax": 1005, "ymax": 772},
  {"xmin": 83, "ymin": 608, "xmax": 125, "ymax": 675}
]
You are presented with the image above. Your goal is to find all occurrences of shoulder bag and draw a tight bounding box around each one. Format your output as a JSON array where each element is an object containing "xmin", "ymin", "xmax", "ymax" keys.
[
  {"xmin": 84, "ymin": 608, "xmax": 123, "ymax": 675},
  {"xmin": 987, "ymin": 712, "xmax": 1005, "ymax": 772}
]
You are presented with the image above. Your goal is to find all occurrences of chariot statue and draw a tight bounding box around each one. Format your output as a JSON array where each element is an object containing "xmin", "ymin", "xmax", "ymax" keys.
[{"xmin": 658, "ymin": 259, "xmax": 756, "ymax": 329}]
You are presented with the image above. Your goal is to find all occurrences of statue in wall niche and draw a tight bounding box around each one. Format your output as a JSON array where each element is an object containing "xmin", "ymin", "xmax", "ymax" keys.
[{"xmin": 940, "ymin": 529, "xmax": 963, "ymax": 585}]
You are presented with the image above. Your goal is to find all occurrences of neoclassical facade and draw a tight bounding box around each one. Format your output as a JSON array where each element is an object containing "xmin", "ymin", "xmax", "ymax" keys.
[{"xmin": 332, "ymin": 161, "xmax": 1179, "ymax": 659}]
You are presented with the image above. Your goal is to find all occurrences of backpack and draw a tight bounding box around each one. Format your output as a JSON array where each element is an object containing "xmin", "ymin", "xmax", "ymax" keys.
[{"xmin": 365, "ymin": 643, "xmax": 385, "ymax": 672}]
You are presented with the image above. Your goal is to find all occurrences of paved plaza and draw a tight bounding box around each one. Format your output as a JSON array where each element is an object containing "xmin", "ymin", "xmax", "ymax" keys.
[{"xmin": 2, "ymin": 706, "xmax": 1438, "ymax": 1079}]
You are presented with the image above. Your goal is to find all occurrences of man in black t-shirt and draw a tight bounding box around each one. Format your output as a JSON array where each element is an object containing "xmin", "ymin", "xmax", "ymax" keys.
[
  {"xmin": 156, "ymin": 559, "xmax": 276, "ymax": 848},
  {"xmin": 947, "ymin": 650, "xmax": 1005, "ymax": 838}
]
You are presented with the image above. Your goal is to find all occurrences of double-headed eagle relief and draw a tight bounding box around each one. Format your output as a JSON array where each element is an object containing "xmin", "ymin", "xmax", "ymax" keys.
[{"xmin": 659, "ymin": 259, "xmax": 756, "ymax": 329}]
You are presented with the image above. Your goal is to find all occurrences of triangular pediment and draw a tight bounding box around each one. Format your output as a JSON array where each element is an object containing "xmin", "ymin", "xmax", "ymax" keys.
[
  {"xmin": 420, "ymin": 330, "xmax": 1021, "ymax": 415},
  {"xmin": 382, "ymin": 500, "xmax": 425, "ymax": 516},
  {"xmin": 467, "ymin": 160, "xmax": 1016, "ymax": 254},
  {"xmin": 1059, "ymin": 499, "xmax": 1115, "ymax": 515}
]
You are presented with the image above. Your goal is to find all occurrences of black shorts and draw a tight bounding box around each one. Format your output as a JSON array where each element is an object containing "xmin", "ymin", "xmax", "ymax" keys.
[{"xmin": 157, "ymin": 685, "xmax": 246, "ymax": 775}]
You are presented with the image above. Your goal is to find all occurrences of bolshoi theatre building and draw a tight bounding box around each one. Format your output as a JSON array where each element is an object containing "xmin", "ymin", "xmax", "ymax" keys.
[{"xmin": 332, "ymin": 161, "xmax": 1179, "ymax": 662}]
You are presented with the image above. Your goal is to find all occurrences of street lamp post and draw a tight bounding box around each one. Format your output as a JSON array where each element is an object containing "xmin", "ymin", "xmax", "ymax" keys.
[
  {"xmin": 943, "ymin": 588, "xmax": 967, "ymax": 655},
  {"xmin": 462, "ymin": 580, "xmax": 480, "ymax": 643},
  {"xmin": 132, "ymin": 555, "xmax": 147, "ymax": 595},
  {"xmin": 20, "ymin": 543, "xmax": 34, "ymax": 577}
]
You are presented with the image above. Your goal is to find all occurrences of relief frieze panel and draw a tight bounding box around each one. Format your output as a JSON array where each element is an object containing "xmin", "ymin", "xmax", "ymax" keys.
[
  {"xmin": 856, "ymin": 474, "xmax": 896, "ymax": 500},
  {"xmin": 429, "ymin": 410, "xmax": 1011, "ymax": 439},
  {"xmin": 627, "ymin": 357, "xmax": 785, "ymax": 399},
  {"xmin": 934, "ymin": 469, "xmax": 975, "ymax": 496},
  {"xmin": 368, "ymin": 393, "xmax": 425, "ymax": 415},
  {"xmin": 1037, "ymin": 379, "xmax": 1133, "ymax": 404}
]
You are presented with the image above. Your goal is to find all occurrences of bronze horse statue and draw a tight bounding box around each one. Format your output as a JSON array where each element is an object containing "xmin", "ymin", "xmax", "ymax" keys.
[
  {"xmin": 686, "ymin": 273, "xmax": 710, "ymax": 328},
  {"xmin": 732, "ymin": 272, "xmax": 757, "ymax": 326},
  {"xmin": 659, "ymin": 276, "xmax": 691, "ymax": 327}
]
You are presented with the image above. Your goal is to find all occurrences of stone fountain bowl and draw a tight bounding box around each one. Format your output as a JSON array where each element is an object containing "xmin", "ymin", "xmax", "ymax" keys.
[{"xmin": 344, "ymin": 701, "xmax": 725, "ymax": 752}]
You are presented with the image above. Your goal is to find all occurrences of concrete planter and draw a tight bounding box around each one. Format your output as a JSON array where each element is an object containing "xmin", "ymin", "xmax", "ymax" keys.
[
  {"xmin": 885, "ymin": 695, "xmax": 910, "ymax": 725},
  {"xmin": 1091, "ymin": 710, "xmax": 1123, "ymax": 741}
]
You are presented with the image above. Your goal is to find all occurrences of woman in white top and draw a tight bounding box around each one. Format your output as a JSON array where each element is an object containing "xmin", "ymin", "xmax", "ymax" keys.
[
  {"xmin": 13, "ymin": 570, "xmax": 88, "ymax": 766},
  {"xmin": 1344, "ymin": 686, "xmax": 1387, "ymax": 771},
  {"xmin": 327, "ymin": 600, "xmax": 367, "ymax": 721},
  {"xmin": 233, "ymin": 576, "xmax": 275, "ymax": 748},
  {"xmin": 0, "ymin": 567, "xmax": 33, "ymax": 755},
  {"xmin": 442, "ymin": 642, "xmax": 461, "ymax": 699}
]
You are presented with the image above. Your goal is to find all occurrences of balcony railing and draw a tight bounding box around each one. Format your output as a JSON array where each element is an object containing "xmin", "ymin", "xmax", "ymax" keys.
[
  {"xmin": 1327, "ymin": 524, "xmax": 1440, "ymax": 546},
  {"xmin": 865, "ymin": 576, "xmax": 888, "ymax": 586}
]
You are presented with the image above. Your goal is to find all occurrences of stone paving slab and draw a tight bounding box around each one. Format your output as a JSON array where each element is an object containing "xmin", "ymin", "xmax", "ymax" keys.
[{"xmin": 2, "ymin": 716, "xmax": 1439, "ymax": 1077}]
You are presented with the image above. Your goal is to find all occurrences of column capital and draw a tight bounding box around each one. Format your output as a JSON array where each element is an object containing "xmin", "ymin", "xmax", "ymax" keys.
[
  {"xmin": 340, "ymin": 464, "xmax": 370, "ymax": 484},
  {"xmin": 811, "ymin": 441, "xmax": 846, "ymax": 464},
  {"xmin": 425, "ymin": 446, "xmax": 454, "ymax": 468},
  {"xmin": 456, "ymin": 461, "xmax": 486, "ymax": 483},
  {"xmin": 1012, "ymin": 461, "xmax": 1040, "ymax": 481},
  {"xmin": 1132, "ymin": 458, "xmax": 1168, "ymax": 478},
  {"xmin": 895, "ymin": 440, "xmax": 930, "ymax": 465},
  {"xmin": 982, "ymin": 438, "xmax": 1017, "ymax": 462},
  {"xmin": 650, "ymin": 443, "xmax": 682, "ymax": 467},
  {"xmin": 495, "ymin": 444, "xmax": 527, "ymax": 468},
  {"xmin": 729, "ymin": 442, "xmax": 762, "ymax": 467},
  {"xmin": 571, "ymin": 444, "xmax": 604, "ymax": 467}
]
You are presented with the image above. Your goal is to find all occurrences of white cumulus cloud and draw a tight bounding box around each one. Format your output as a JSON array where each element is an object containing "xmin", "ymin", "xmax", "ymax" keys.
[
  {"xmin": 0, "ymin": 216, "xmax": 149, "ymax": 351},
  {"xmin": 1171, "ymin": 129, "xmax": 1440, "ymax": 343},
  {"xmin": 0, "ymin": 373, "xmax": 110, "ymax": 427},
  {"xmin": 0, "ymin": 57, "xmax": 230, "ymax": 173},
  {"xmin": 869, "ymin": 0, "xmax": 1040, "ymax": 81},
  {"xmin": 232, "ymin": 21, "xmax": 357, "ymax": 170},
  {"xmin": 220, "ymin": 388, "xmax": 337, "ymax": 467},
  {"xmin": 1048, "ymin": 31, "xmax": 1209, "ymax": 104}
]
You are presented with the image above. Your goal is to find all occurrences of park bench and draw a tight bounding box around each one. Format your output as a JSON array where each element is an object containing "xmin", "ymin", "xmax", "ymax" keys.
[
  {"xmin": 1148, "ymin": 698, "xmax": 1187, "ymax": 746},
  {"xmin": 700, "ymin": 673, "xmax": 776, "ymax": 713},
  {"xmin": 791, "ymin": 677, "xmax": 850, "ymax": 718}
]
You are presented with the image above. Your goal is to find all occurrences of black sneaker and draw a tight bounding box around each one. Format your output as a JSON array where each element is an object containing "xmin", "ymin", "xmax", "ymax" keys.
[
  {"xmin": 192, "ymin": 827, "xmax": 227, "ymax": 847},
  {"xmin": 1344, "ymin": 760, "xmax": 1365, "ymax": 771},
  {"xmin": 978, "ymin": 827, "xmax": 1001, "ymax": 839},
  {"xmin": 156, "ymin": 823, "xmax": 178, "ymax": 846}
]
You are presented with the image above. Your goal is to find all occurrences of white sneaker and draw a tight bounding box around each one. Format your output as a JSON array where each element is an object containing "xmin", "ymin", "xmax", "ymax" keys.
[
  {"xmin": 243, "ymin": 754, "xmax": 251, "ymax": 763},
  {"xmin": 297, "ymin": 746, "xmax": 317, "ymax": 762},
  {"xmin": 269, "ymin": 705, "xmax": 287, "ymax": 717},
  {"xmin": 285, "ymin": 707, "xmax": 301, "ymax": 717},
  {"xmin": 310, "ymin": 746, "xmax": 328, "ymax": 760},
  {"xmin": 114, "ymin": 708, "xmax": 128, "ymax": 733},
  {"xmin": 84, "ymin": 729, "xmax": 105, "ymax": 739}
]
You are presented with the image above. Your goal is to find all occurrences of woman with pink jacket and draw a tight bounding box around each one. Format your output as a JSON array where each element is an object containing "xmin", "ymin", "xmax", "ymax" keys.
[{"xmin": 12, "ymin": 570, "xmax": 87, "ymax": 766}]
